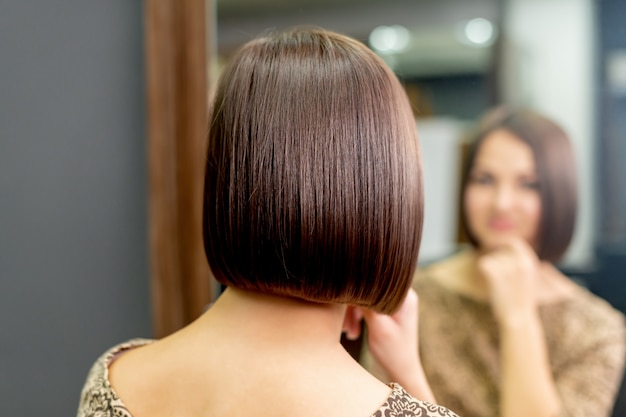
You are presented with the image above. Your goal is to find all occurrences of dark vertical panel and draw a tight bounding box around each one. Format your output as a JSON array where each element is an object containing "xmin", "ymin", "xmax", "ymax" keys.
[
  {"xmin": 592, "ymin": 0, "xmax": 626, "ymax": 312},
  {"xmin": 597, "ymin": 0, "xmax": 626, "ymax": 248},
  {"xmin": 0, "ymin": 1, "xmax": 151, "ymax": 416},
  {"xmin": 595, "ymin": 1, "xmax": 626, "ymax": 415}
]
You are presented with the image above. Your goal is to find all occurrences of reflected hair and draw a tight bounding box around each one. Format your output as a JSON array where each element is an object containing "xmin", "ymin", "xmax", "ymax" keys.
[
  {"xmin": 460, "ymin": 106, "xmax": 578, "ymax": 261},
  {"xmin": 202, "ymin": 28, "xmax": 423, "ymax": 313}
]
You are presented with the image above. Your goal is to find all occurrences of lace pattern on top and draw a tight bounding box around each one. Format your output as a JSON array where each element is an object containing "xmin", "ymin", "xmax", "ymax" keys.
[{"xmin": 377, "ymin": 383, "xmax": 460, "ymax": 417}]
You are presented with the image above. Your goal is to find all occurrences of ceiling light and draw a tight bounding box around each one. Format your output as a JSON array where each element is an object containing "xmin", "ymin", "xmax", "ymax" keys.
[
  {"xmin": 369, "ymin": 25, "xmax": 410, "ymax": 53},
  {"xmin": 463, "ymin": 18, "xmax": 495, "ymax": 46}
]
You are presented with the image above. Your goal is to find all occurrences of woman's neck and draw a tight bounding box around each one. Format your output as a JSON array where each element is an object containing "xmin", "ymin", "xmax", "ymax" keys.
[
  {"xmin": 429, "ymin": 248, "xmax": 490, "ymax": 301},
  {"xmin": 429, "ymin": 248, "xmax": 576, "ymax": 304},
  {"xmin": 194, "ymin": 287, "xmax": 349, "ymax": 351},
  {"xmin": 109, "ymin": 288, "xmax": 390, "ymax": 417}
]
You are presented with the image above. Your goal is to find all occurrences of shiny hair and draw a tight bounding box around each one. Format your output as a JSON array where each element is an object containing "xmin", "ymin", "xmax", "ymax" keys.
[
  {"xmin": 202, "ymin": 28, "xmax": 423, "ymax": 313},
  {"xmin": 460, "ymin": 106, "xmax": 578, "ymax": 261}
]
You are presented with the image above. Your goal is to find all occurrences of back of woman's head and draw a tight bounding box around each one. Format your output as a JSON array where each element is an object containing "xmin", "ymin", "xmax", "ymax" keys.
[
  {"xmin": 461, "ymin": 106, "xmax": 578, "ymax": 261},
  {"xmin": 203, "ymin": 28, "xmax": 423, "ymax": 314}
]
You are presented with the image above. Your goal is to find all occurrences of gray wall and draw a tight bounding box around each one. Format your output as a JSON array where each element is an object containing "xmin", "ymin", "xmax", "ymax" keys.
[{"xmin": 0, "ymin": 1, "xmax": 152, "ymax": 416}]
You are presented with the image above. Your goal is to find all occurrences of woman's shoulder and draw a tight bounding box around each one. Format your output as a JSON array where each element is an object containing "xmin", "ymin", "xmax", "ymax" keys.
[
  {"xmin": 541, "ymin": 275, "xmax": 626, "ymax": 351},
  {"xmin": 373, "ymin": 384, "xmax": 459, "ymax": 417},
  {"xmin": 559, "ymin": 282, "xmax": 625, "ymax": 331},
  {"xmin": 77, "ymin": 338, "xmax": 154, "ymax": 417}
]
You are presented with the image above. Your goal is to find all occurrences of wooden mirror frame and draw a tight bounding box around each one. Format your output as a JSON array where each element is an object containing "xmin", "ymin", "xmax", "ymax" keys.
[{"xmin": 144, "ymin": 0, "xmax": 214, "ymax": 338}]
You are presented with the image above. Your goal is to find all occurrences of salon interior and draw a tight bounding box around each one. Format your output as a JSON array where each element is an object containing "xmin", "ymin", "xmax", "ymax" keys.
[{"xmin": 1, "ymin": 0, "xmax": 625, "ymax": 416}]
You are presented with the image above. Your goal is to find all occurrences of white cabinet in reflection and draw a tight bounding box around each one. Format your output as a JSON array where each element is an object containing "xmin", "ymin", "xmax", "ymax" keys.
[{"xmin": 416, "ymin": 117, "xmax": 468, "ymax": 265}]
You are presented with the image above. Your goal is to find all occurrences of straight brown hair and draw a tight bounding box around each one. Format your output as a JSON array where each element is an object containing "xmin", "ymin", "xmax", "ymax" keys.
[
  {"xmin": 460, "ymin": 106, "xmax": 578, "ymax": 261},
  {"xmin": 202, "ymin": 28, "xmax": 423, "ymax": 313}
]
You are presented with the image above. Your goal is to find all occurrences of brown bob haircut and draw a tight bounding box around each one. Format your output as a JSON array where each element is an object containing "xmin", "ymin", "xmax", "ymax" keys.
[
  {"xmin": 202, "ymin": 28, "xmax": 423, "ymax": 313},
  {"xmin": 460, "ymin": 106, "xmax": 578, "ymax": 262}
]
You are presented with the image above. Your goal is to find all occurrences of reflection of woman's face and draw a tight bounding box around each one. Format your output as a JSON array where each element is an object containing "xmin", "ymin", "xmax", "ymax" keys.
[{"xmin": 464, "ymin": 129, "xmax": 542, "ymax": 251}]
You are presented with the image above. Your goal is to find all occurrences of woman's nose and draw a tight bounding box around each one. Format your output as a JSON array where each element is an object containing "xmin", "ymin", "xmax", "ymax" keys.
[{"xmin": 493, "ymin": 185, "xmax": 514, "ymax": 210}]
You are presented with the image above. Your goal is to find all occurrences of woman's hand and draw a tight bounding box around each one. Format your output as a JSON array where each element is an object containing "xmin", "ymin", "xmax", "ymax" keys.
[
  {"xmin": 361, "ymin": 289, "xmax": 436, "ymax": 402},
  {"xmin": 342, "ymin": 289, "xmax": 419, "ymax": 359},
  {"xmin": 479, "ymin": 240, "xmax": 562, "ymax": 417},
  {"xmin": 478, "ymin": 238, "xmax": 541, "ymax": 326},
  {"xmin": 362, "ymin": 288, "xmax": 419, "ymax": 376}
]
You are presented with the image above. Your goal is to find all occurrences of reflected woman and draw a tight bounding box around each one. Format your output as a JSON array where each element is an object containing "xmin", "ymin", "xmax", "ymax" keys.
[{"xmin": 363, "ymin": 107, "xmax": 626, "ymax": 417}]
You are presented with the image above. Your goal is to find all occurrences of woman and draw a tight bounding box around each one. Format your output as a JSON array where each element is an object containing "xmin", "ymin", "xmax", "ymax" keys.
[
  {"xmin": 76, "ymin": 28, "xmax": 458, "ymax": 417},
  {"xmin": 362, "ymin": 107, "xmax": 626, "ymax": 417}
]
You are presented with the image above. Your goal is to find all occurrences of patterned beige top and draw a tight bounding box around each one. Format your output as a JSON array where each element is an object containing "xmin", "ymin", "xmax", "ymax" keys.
[
  {"xmin": 413, "ymin": 263, "xmax": 626, "ymax": 417},
  {"xmin": 77, "ymin": 339, "xmax": 460, "ymax": 417}
]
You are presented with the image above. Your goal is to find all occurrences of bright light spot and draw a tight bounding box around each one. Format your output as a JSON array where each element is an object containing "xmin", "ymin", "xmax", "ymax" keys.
[
  {"xmin": 464, "ymin": 18, "xmax": 494, "ymax": 45},
  {"xmin": 369, "ymin": 25, "xmax": 410, "ymax": 53}
]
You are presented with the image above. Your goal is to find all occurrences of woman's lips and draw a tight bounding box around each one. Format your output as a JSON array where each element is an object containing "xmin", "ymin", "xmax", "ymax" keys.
[{"xmin": 489, "ymin": 218, "xmax": 515, "ymax": 231}]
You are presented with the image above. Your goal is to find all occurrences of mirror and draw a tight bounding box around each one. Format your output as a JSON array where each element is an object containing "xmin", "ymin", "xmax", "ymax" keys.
[
  {"xmin": 212, "ymin": 1, "xmax": 626, "ymax": 414},
  {"xmin": 214, "ymin": 0, "xmax": 611, "ymax": 270}
]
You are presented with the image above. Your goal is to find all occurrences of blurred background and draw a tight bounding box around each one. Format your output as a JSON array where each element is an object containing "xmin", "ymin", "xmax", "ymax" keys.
[{"xmin": 1, "ymin": 0, "xmax": 625, "ymax": 416}]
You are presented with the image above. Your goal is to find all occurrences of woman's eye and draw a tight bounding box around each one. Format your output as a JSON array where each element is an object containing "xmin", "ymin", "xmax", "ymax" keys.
[
  {"xmin": 521, "ymin": 180, "xmax": 540, "ymax": 190},
  {"xmin": 470, "ymin": 174, "xmax": 492, "ymax": 185}
]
